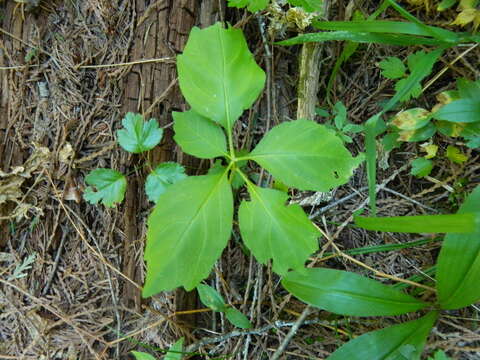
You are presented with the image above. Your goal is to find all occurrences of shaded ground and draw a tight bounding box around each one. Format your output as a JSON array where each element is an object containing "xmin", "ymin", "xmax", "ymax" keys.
[{"xmin": 0, "ymin": 0, "xmax": 479, "ymax": 359}]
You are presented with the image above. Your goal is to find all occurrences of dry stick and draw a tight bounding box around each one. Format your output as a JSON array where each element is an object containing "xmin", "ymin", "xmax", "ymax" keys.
[
  {"xmin": 423, "ymin": 43, "xmax": 479, "ymax": 92},
  {"xmin": 143, "ymin": 78, "xmax": 178, "ymax": 118},
  {"xmin": 185, "ymin": 317, "xmax": 342, "ymax": 354},
  {"xmin": 77, "ymin": 56, "xmax": 174, "ymax": 69},
  {"xmin": 270, "ymin": 306, "xmax": 312, "ymax": 360}
]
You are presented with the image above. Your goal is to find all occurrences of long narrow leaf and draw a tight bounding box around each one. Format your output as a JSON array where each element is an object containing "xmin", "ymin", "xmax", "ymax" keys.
[
  {"xmin": 365, "ymin": 114, "xmax": 384, "ymax": 216},
  {"xmin": 313, "ymin": 21, "xmax": 458, "ymax": 43},
  {"xmin": 283, "ymin": 268, "xmax": 429, "ymax": 316},
  {"xmin": 355, "ymin": 213, "xmax": 479, "ymax": 233},
  {"xmin": 437, "ymin": 186, "xmax": 480, "ymax": 309},
  {"xmin": 278, "ymin": 31, "xmax": 447, "ymax": 47},
  {"xmin": 327, "ymin": 312, "xmax": 438, "ymax": 360},
  {"xmin": 386, "ymin": 0, "xmax": 448, "ymax": 41}
]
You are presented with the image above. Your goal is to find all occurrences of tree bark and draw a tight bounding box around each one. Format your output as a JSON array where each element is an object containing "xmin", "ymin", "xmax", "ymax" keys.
[{"xmin": 120, "ymin": 0, "xmax": 222, "ymax": 329}]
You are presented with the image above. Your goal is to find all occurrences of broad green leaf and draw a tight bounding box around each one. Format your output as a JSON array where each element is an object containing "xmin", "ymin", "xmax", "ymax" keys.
[
  {"xmin": 131, "ymin": 351, "xmax": 156, "ymax": 360},
  {"xmin": 277, "ymin": 31, "xmax": 449, "ymax": 47},
  {"xmin": 83, "ymin": 169, "xmax": 127, "ymax": 208},
  {"xmin": 411, "ymin": 158, "xmax": 433, "ymax": 178},
  {"xmin": 227, "ymin": 0, "xmax": 269, "ymax": 12},
  {"xmin": 391, "ymin": 108, "xmax": 431, "ymax": 130},
  {"xmin": 282, "ymin": 268, "xmax": 428, "ymax": 316},
  {"xmin": 457, "ymin": 78, "xmax": 480, "ymax": 99},
  {"xmin": 433, "ymin": 99, "xmax": 480, "ymax": 123},
  {"xmin": 247, "ymin": 120, "xmax": 363, "ymax": 191},
  {"xmin": 287, "ymin": 0, "xmax": 324, "ymax": 13},
  {"xmin": 117, "ymin": 113, "xmax": 163, "ymax": 153},
  {"xmin": 355, "ymin": 213, "xmax": 479, "ymax": 233},
  {"xmin": 428, "ymin": 350, "xmax": 451, "ymax": 360},
  {"xmin": 446, "ymin": 145, "xmax": 468, "ymax": 164},
  {"xmin": 165, "ymin": 338, "xmax": 184, "ymax": 360},
  {"xmin": 197, "ymin": 284, "xmax": 227, "ymax": 312},
  {"xmin": 224, "ymin": 307, "xmax": 252, "ymax": 329},
  {"xmin": 238, "ymin": 185, "xmax": 319, "ymax": 275},
  {"xmin": 145, "ymin": 163, "xmax": 187, "ymax": 203},
  {"xmin": 143, "ymin": 170, "xmax": 233, "ymax": 296},
  {"xmin": 312, "ymin": 20, "xmax": 458, "ymax": 43},
  {"xmin": 177, "ymin": 23, "xmax": 265, "ymax": 130},
  {"xmin": 437, "ymin": 186, "xmax": 480, "ymax": 309},
  {"xmin": 173, "ymin": 110, "xmax": 228, "ymax": 159},
  {"xmin": 379, "ymin": 57, "xmax": 406, "ymax": 79},
  {"xmin": 398, "ymin": 122, "xmax": 436, "ymax": 142},
  {"xmin": 466, "ymin": 136, "xmax": 480, "ymax": 148},
  {"xmin": 327, "ymin": 311, "xmax": 438, "ymax": 360}
]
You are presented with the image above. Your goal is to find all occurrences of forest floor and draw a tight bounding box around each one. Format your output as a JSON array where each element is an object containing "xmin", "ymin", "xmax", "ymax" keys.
[{"xmin": 0, "ymin": 0, "xmax": 479, "ymax": 359}]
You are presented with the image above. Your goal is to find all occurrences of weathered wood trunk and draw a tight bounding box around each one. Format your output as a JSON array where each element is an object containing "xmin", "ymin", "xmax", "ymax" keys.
[
  {"xmin": 0, "ymin": 2, "xmax": 48, "ymax": 246},
  {"xmin": 120, "ymin": 0, "xmax": 222, "ymax": 329}
]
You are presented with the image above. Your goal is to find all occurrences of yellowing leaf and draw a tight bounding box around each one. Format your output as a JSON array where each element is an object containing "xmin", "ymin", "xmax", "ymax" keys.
[
  {"xmin": 391, "ymin": 108, "xmax": 431, "ymax": 131},
  {"xmin": 446, "ymin": 145, "xmax": 468, "ymax": 164},
  {"xmin": 398, "ymin": 123, "xmax": 436, "ymax": 142},
  {"xmin": 421, "ymin": 143, "xmax": 439, "ymax": 159},
  {"xmin": 451, "ymin": 8, "xmax": 477, "ymax": 26},
  {"xmin": 459, "ymin": 0, "xmax": 476, "ymax": 10},
  {"xmin": 436, "ymin": 121, "xmax": 465, "ymax": 137},
  {"xmin": 436, "ymin": 90, "xmax": 460, "ymax": 105}
]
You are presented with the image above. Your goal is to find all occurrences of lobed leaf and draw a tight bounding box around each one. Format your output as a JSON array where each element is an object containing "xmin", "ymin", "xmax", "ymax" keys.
[
  {"xmin": 437, "ymin": 186, "xmax": 480, "ymax": 309},
  {"xmin": 411, "ymin": 158, "xmax": 433, "ymax": 178},
  {"xmin": 247, "ymin": 120, "xmax": 363, "ymax": 192},
  {"xmin": 173, "ymin": 110, "xmax": 228, "ymax": 159},
  {"xmin": 145, "ymin": 162, "xmax": 187, "ymax": 203},
  {"xmin": 384, "ymin": 49, "xmax": 443, "ymax": 112},
  {"xmin": 143, "ymin": 170, "xmax": 233, "ymax": 296},
  {"xmin": 117, "ymin": 113, "xmax": 163, "ymax": 154},
  {"xmin": 83, "ymin": 169, "xmax": 127, "ymax": 208},
  {"xmin": 282, "ymin": 268, "xmax": 428, "ymax": 316},
  {"xmin": 355, "ymin": 213, "xmax": 479, "ymax": 233},
  {"xmin": 238, "ymin": 185, "xmax": 320, "ymax": 275},
  {"xmin": 327, "ymin": 312, "xmax": 437, "ymax": 360},
  {"xmin": 379, "ymin": 56, "xmax": 406, "ymax": 79},
  {"xmin": 177, "ymin": 23, "xmax": 265, "ymax": 130}
]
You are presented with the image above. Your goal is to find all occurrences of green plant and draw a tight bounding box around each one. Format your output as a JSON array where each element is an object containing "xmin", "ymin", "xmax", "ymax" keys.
[
  {"xmin": 131, "ymin": 338, "xmax": 184, "ymax": 360},
  {"xmin": 283, "ymin": 186, "xmax": 479, "ymax": 358},
  {"xmin": 226, "ymin": 0, "xmax": 323, "ymax": 13},
  {"xmin": 141, "ymin": 22, "xmax": 362, "ymax": 297},
  {"xmin": 83, "ymin": 112, "xmax": 187, "ymax": 208},
  {"xmin": 316, "ymin": 101, "xmax": 364, "ymax": 143},
  {"xmin": 197, "ymin": 284, "xmax": 252, "ymax": 329}
]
